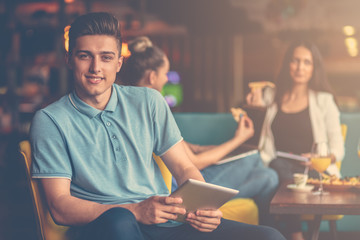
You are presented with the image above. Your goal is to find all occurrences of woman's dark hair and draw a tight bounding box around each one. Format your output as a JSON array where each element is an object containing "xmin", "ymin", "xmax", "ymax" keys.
[
  {"xmin": 275, "ymin": 40, "xmax": 333, "ymax": 105},
  {"xmin": 68, "ymin": 12, "xmax": 122, "ymax": 56},
  {"xmin": 119, "ymin": 36, "xmax": 165, "ymax": 86}
]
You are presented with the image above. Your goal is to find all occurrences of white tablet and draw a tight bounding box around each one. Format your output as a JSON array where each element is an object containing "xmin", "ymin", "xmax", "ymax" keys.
[{"xmin": 169, "ymin": 179, "xmax": 239, "ymax": 222}]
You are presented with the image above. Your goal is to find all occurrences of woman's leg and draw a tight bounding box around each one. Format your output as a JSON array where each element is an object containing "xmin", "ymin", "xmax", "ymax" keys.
[
  {"xmin": 201, "ymin": 153, "xmax": 279, "ymax": 225},
  {"xmin": 200, "ymin": 153, "xmax": 260, "ymax": 189},
  {"xmin": 247, "ymin": 166, "xmax": 278, "ymax": 225}
]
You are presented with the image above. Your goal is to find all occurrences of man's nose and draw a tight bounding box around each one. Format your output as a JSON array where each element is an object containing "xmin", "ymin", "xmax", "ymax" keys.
[{"xmin": 90, "ymin": 57, "xmax": 101, "ymax": 73}]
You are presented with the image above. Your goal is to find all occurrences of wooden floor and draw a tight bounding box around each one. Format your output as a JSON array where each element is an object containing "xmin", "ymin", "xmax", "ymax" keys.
[{"xmin": 0, "ymin": 140, "xmax": 359, "ymax": 240}]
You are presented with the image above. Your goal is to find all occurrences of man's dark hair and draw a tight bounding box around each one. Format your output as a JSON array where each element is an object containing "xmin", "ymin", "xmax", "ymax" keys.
[{"xmin": 68, "ymin": 12, "xmax": 122, "ymax": 56}]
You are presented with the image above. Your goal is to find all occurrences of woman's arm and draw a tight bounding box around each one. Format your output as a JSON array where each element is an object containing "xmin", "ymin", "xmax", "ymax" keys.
[
  {"xmin": 182, "ymin": 116, "xmax": 255, "ymax": 170},
  {"xmin": 186, "ymin": 142, "xmax": 216, "ymax": 154},
  {"xmin": 322, "ymin": 94, "xmax": 344, "ymax": 163}
]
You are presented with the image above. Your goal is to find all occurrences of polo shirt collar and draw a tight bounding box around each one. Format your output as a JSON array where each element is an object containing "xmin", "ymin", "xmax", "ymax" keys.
[{"xmin": 69, "ymin": 86, "xmax": 118, "ymax": 118}]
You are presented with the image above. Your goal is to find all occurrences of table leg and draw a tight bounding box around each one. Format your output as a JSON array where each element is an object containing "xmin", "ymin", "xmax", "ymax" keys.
[{"xmin": 311, "ymin": 215, "xmax": 322, "ymax": 240}]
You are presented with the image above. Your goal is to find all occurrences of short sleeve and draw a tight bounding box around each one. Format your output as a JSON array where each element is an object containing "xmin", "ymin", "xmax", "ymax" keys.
[
  {"xmin": 30, "ymin": 110, "xmax": 73, "ymax": 179},
  {"xmin": 147, "ymin": 89, "xmax": 182, "ymax": 156}
]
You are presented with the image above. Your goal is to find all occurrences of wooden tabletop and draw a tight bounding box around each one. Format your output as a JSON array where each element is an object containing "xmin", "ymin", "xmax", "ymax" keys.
[{"xmin": 270, "ymin": 182, "xmax": 360, "ymax": 215}]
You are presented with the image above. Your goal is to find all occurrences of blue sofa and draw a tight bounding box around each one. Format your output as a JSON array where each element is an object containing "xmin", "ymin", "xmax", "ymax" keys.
[{"xmin": 173, "ymin": 112, "xmax": 360, "ymax": 232}]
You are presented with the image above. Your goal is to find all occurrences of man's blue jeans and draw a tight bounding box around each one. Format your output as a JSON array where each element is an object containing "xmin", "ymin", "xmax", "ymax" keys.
[{"xmin": 74, "ymin": 207, "xmax": 285, "ymax": 240}]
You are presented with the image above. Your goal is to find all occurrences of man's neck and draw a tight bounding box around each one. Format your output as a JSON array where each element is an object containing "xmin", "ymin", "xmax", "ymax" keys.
[{"xmin": 75, "ymin": 88, "xmax": 112, "ymax": 110}]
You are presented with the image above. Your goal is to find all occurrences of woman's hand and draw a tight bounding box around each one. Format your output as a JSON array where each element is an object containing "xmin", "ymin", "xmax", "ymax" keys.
[
  {"xmin": 246, "ymin": 88, "xmax": 264, "ymax": 107},
  {"xmin": 300, "ymin": 153, "xmax": 312, "ymax": 167},
  {"xmin": 233, "ymin": 115, "xmax": 254, "ymax": 143}
]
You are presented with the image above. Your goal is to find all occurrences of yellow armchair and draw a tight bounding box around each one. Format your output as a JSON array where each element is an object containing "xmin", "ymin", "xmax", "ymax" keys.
[{"xmin": 20, "ymin": 140, "xmax": 70, "ymax": 240}]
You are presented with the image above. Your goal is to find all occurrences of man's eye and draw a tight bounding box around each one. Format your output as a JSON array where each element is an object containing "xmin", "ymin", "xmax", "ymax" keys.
[
  {"xmin": 79, "ymin": 54, "xmax": 90, "ymax": 59},
  {"xmin": 102, "ymin": 55, "xmax": 113, "ymax": 61}
]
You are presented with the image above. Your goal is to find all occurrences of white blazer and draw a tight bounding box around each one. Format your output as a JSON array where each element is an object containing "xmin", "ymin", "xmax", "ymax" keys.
[{"xmin": 259, "ymin": 90, "xmax": 344, "ymax": 178}]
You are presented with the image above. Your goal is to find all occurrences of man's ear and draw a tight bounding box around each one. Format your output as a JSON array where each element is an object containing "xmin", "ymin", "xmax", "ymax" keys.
[
  {"xmin": 116, "ymin": 56, "xmax": 124, "ymax": 73},
  {"xmin": 65, "ymin": 52, "xmax": 73, "ymax": 69}
]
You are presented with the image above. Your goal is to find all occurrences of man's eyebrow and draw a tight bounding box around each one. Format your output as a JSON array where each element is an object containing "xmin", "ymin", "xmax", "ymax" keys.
[
  {"xmin": 74, "ymin": 50, "xmax": 116, "ymax": 55},
  {"xmin": 100, "ymin": 51, "xmax": 116, "ymax": 55},
  {"xmin": 75, "ymin": 50, "xmax": 91, "ymax": 55}
]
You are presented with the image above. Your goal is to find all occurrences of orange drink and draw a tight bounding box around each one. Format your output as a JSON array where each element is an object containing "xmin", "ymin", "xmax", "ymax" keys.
[
  {"xmin": 358, "ymin": 150, "xmax": 360, "ymax": 158},
  {"xmin": 311, "ymin": 157, "xmax": 331, "ymax": 173}
]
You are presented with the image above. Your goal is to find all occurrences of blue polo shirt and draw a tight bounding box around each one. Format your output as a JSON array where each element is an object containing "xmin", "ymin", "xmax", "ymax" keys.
[{"xmin": 30, "ymin": 84, "xmax": 182, "ymax": 205}]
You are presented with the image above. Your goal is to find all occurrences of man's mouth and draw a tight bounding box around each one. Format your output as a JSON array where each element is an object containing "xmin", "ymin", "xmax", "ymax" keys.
[{"xmin": 86, "ymin": 76, "xmax": 104, "ymax": 84}]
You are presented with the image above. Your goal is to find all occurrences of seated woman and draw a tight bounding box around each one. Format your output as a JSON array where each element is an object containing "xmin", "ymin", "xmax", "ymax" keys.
[
  {"xmin": 246, "ymin": 40, "xmax": 344, "ymax": 240},
  {"xmin": 119, "ymin": 36, "xmax": 279, "ymax": 226}
]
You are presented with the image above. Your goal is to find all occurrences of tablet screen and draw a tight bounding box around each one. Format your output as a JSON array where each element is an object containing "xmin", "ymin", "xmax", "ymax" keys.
[{"xmin": 170, "ymin": 179, "xmax": 239, "ymax": 222}]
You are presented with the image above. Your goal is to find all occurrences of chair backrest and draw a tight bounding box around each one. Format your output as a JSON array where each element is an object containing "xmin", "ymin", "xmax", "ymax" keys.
[
  {"xmin": 153, "ymin": 153, "xmax": 172, "ymax": 192},
  {"xmin": 19, "ymin": 140, "xmax": 69, "ymax": 240}
]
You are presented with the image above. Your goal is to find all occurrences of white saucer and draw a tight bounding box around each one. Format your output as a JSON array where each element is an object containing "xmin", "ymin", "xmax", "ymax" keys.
[{"xmin": 287, "ymin": 184, "xmax": 314, "ymax": 192}]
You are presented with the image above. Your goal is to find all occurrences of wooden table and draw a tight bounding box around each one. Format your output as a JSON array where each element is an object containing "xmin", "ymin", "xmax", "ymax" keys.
[{"xmin": 270, "ymin": 182, "xmax": 360, "ymax": 240}]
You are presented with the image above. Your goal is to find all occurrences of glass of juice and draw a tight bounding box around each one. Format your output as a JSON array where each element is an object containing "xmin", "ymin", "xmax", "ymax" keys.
[{"xmin": 311, "ymin": 142, "xmax": 331, "ymax": 195}]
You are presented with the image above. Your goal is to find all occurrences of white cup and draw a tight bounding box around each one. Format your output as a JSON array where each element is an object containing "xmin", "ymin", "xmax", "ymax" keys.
[{"xmin": 293, "ymin": 173, "xmax": 308, "ymax": 188}]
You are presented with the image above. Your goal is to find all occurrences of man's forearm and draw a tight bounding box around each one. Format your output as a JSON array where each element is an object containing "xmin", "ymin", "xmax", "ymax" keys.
[
  {"xmin": 171, "ymin": 164, "xmax": 205, "ymax": 186},
  {"xmin": 48, "ymin": 194, "xmax": 138, "ymax": 226},
  {"xmin": 41, "ymin": 178, "xmax": 140, "ymax": 226}
]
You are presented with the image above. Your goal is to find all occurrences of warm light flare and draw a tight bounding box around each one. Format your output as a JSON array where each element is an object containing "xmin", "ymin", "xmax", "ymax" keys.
[
  {"xmin": 64, "ymin": 25, "xmax": 70, "ymax": 52},
  {"xmin": 343, "ymin": 25, "xmax": 355, "ymax": 36},
  {"xmin": 345, "ymin": 37, "xmax": 357, "ymax": 48},
  {"xmin": 344, "ymin": 37, "xmax": 358, "ymax": 57},
  {"xmin": 121, "ymin": 42, "xmax": 131, "ymax": 58},
  {"xmin": 64, "ymin": 0, "xmax": 75, "ymax": 3}
]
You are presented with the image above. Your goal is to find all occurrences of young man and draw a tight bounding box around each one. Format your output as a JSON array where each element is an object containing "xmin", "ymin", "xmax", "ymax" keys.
[{"xmin": 30, "ymin": 12, "xmax": 285, "ymax": 240}]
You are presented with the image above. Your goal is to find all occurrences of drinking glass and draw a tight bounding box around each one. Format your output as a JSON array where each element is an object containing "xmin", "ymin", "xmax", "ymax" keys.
[
  {"xmin": 311, "ymin": 142, "xmax": 331, "ymax": 195},
  {"xmin": 357, "ymin": 138, "xmax": 360, "ymax": 158}
]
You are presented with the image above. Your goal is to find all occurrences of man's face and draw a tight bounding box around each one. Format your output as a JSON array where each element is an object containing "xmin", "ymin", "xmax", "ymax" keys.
[{"xmin": 68, "ymin": 35, "xmax": 122, "ymax": 107}]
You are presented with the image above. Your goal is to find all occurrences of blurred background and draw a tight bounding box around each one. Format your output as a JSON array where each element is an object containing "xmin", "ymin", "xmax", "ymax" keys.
[
  {"xmin": 2, "ymin": 0, "xmax": 360, "ymax": 132},
  {"xmin": 1, "ymin": 0, "xmax": 360, "ymax": 239},
  {"xmin": 2, "ymin": 0, "xmax": 360, "ymax": 138}
]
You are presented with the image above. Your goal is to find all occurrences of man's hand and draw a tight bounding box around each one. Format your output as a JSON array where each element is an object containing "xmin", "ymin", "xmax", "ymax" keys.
[
  {"xmin": 133, "ymin": 196, "xmax": 186, "ymax": 224},
  {"xmin": 186, "ymin": 209, "xmax": 223, "ymax": 232}
]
